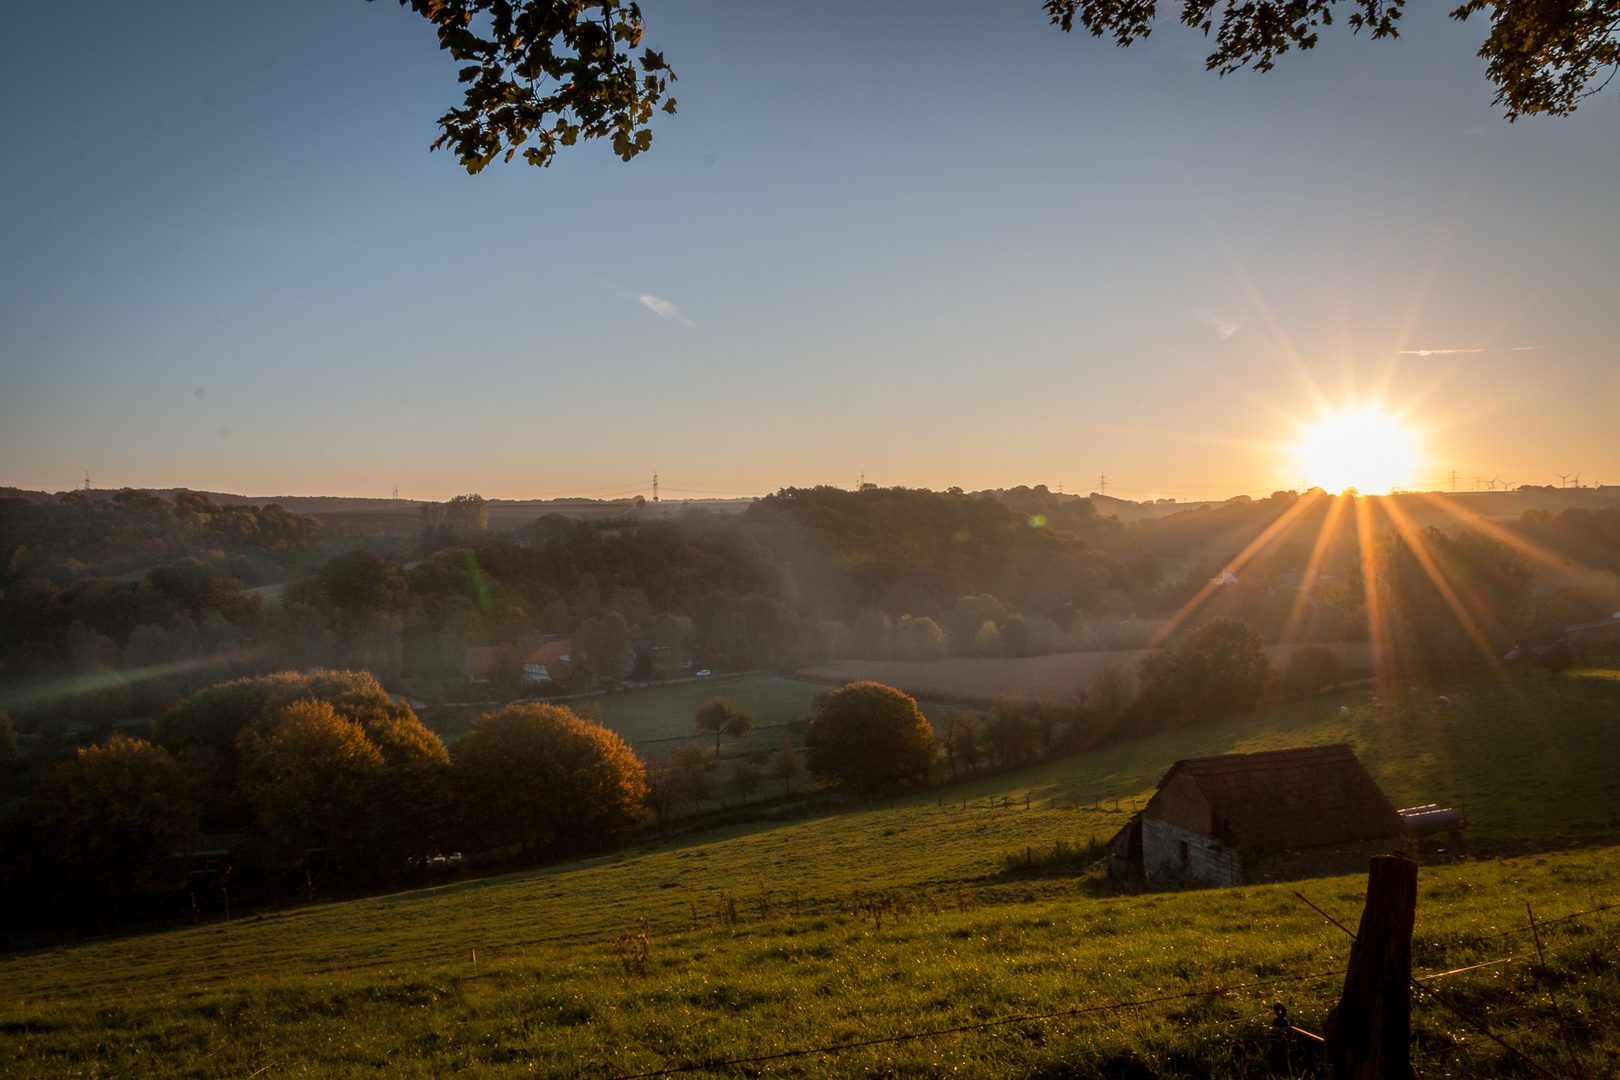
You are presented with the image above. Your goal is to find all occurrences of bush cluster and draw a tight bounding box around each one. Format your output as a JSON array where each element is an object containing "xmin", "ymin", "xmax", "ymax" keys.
[{"xmin": 0, "ymin": 671, "xmax": 646, "ymax": 933}]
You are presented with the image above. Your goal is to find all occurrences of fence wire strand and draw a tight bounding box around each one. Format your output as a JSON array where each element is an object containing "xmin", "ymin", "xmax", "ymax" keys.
[{"xmin": 608, "ymin": 967, "xmax": 1347, "ymax": 1078}]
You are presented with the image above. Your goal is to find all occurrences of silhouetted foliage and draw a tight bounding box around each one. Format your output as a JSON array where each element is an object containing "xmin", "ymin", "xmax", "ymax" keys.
[
  {"xmin": 1, "ymin": 736, "xmax": 198, "ymax": 929},
  {"xmin": 379, "ymin": 0, "xmax": 1615, "ymax": 178},
  {"xmin": 381, "ymin": 0, "xmax": 675, "ymax": 173},
  {"xmin": 1044, "ymin": 0, "xmax": 1620, "ymax": 119}
]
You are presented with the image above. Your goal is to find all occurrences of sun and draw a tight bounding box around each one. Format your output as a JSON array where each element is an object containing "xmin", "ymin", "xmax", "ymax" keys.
[{"xmin": 1296, "ymin": 406, "xmax": 1418, "ymax": 495}]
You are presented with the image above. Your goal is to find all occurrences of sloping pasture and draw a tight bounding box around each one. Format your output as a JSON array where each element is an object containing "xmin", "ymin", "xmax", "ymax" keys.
[{"xmin": 2, "ymin": 674, "xmax": 1617, "ymax": 1077}]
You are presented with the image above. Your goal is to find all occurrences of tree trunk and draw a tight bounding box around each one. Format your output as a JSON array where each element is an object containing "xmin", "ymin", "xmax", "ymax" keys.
[{"xmin": 1325, "ymin": 854, "xmax": 1417, "ymax": 1080}]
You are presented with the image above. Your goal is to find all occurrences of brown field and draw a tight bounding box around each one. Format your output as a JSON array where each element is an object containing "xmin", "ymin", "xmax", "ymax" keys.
[{"xmin": 799, "ymin": 642, "xmax": 1382, "ymax": 705}]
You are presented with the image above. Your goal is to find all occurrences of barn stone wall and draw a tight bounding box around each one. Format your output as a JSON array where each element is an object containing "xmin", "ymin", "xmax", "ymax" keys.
[{"xmin": 1141, "ymin": 817, "xmax": 1244, "ymax": 887}]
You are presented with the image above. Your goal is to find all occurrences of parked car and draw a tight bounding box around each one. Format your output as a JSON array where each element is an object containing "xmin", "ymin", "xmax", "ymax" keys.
[{"xmin": 695, "ymin": 669, "xmax": 712, "ymax": 677}]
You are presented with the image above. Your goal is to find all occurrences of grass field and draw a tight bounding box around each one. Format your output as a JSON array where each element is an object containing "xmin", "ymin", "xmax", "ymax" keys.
[
  {"xmin": 800, "ymin": 644, "xmax": 1383, "ymax": 706},
  {"xmin": 596, "ymin": 675, "xmax": 822, "ymax": 748},
  {"xmin": 2, "ymin": 850, "xmax": 1614, "ymax": 1077},
  {"xmin": 4, "ymin": 673, "xmax": 1618, "ymax": 1077}
]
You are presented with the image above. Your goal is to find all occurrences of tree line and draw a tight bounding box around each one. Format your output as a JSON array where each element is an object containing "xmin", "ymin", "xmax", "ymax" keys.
[
  {"xmin": 2, "ymin": 485, "xmax": 1612, "ymax": 766},
  {"xmin": 1, "ymin": 489, "xmax": 324, "ymax": 586},
  {"xmin": 0, "ymin": 671, "xmax": 951, "ymax": 935}
]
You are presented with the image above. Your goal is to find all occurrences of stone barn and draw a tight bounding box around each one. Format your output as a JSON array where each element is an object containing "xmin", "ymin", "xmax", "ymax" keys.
[{"xmin": 1112, "ymin": 744, "xmax": 1406, "ymax": 886}]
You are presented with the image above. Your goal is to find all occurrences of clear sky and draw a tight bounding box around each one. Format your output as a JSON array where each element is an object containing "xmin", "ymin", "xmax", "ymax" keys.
[{"xmin": 2, "ymin": 1, "xmax": 1617, "ymax": 502}]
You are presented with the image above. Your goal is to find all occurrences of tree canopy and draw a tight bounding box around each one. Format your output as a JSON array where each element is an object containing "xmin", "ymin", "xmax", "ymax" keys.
[
  {"xmin": 804, "ymin": 681, "xmax": 934, "ymax": 796},
  {"xmin": 387, "ymin": 0, "xmax": 1615, "ymax": 175},
  {"xmin": 1133, "ymin": 616, "xmax": 1272, "ymax": 724},
  {"xmin": 1046, "ymin": 0, "xmax": 1620, "ymax": 118},
  {"xmin": 1, "ymin": 736, "xmax": 197, "ymax": 927},
  {"xmin": 381, "ymin": 0, "xmax": 674, "ymax": 172},
  {"xmin": 453, "ymin": 702, "xmax": 647, "ymax": 856}
]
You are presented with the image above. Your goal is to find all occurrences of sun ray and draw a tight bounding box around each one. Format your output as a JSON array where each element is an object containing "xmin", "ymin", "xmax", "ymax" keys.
[
  {"xmin": 1279, "ymin": 490, "xmax": 1349, "ymax": 645},
  {"xmin": 1192, "ymin": 208, "xmax": 1333, "ymax": 417},
  {"xmin": 1410, "ymin": 490, "xmax": 1604, "ymax": 587},
  {"xmin": 1131, "ymin": 491, "xmax": 1324, "ymax": 663},
  {"xmin": 1352, "ymin": 495, "xmax": 1391, "ymax": 698},
  {"xmin": 1377, "ymin": 195, "xmax": 1470, "ymax": 401},
  {"xmin": 1379, "ymin": 498, "xmax": 1506, "ymax": 670},
  {"xmin": 5, "ymin": 647, "xmax": 272, "ymax": 710}
]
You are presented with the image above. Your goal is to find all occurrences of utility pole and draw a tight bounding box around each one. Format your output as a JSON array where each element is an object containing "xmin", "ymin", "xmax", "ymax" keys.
[{"xmin": 652, "ymin": 473, "xmax": 659, "ymax": 502}]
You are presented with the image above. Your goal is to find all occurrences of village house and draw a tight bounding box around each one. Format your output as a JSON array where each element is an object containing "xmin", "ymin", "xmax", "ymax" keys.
[
  {"xmin": 521, "ymin": 638, "xmax": 573, "ymax": 685},
  {"xmin": 1111, "ymin": 744, "xmax": 1412, "ymax": 886}
]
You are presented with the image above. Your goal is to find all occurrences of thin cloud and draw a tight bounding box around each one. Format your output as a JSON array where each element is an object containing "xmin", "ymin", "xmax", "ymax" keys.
[
  {"xmin": 1193, "ymin": 311, "xmax": 1242, "ymax": 339},
  {"xmin": 1395, "ymin": 345, "xmax": 1546, "ymax": 356},
  {"xmin": 596, "ymin": 278, "xmax": 696, "ymax": 328},
  {"xmin": 639, "ymin": 294, "xmax": 695, "ymax": 327}
]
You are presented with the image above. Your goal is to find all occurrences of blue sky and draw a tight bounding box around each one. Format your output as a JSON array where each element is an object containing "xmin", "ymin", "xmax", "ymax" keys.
[{"xmin": 2, "ymin": 1, "xmax": 1617, "ymax": 501}]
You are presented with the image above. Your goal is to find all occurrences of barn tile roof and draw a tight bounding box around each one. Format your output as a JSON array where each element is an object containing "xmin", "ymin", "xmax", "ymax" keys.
[{"xmin": 1151, "ymin": 743, "xmax": 1403, "ymax": 854}]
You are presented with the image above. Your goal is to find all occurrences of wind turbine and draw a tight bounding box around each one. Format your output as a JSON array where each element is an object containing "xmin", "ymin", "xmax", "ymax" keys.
[{"xmin": 1557, "ymin": 472, "xmax": 1572, "ymax": 488}]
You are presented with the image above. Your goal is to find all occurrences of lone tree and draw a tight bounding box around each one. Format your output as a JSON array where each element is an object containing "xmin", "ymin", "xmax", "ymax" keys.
[
  {"xmin": 804, "ymin": 682, "xmax": 934, "ymax": 796},
  {"xmin": 454, "ymin": 702, "xmax": 647, "ymax": 858},
  {"xmin": 695, "ymin": 698, "xmax": 755, "ymax": 754},
  {"xmin": 382, "ymin": 0, "xmax": 1618, "ymax": 175}
]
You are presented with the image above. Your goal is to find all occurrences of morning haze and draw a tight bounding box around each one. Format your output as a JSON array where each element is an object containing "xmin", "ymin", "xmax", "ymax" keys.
[{"xmin": 2, "ymin": 2, "xmax": 1618, "ymax": 1077}]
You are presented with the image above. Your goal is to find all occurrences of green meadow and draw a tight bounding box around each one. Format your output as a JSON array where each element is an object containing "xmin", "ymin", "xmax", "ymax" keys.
[
  {"xmin": 4, "ymin": 673, "xmax": 1618, "ymax": 1077},
  {"xmin": 597, "ymin": 675, "xmax": 821, "ymax": 749}
]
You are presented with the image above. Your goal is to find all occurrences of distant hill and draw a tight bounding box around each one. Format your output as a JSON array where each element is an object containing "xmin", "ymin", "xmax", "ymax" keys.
[{"xmin": 0, "ymin": 487, "xmax": 755, "ymax": 533}]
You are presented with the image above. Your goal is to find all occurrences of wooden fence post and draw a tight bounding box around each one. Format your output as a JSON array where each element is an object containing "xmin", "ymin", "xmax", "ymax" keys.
[{"xmin": 1325, "ymin": 853, "xmax": 1418, "ymax": 1080}]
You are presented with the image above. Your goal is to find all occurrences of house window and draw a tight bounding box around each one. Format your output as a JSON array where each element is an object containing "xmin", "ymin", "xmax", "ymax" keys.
[{"xmin": 1178, "ymin": 841, "xmax": 1190, "ymax": 868}]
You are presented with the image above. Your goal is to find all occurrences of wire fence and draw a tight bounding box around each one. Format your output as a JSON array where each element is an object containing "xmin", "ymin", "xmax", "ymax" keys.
[{"xmin": 589, "ymin": 895, "xmax": 1618, "ymax": 1079}]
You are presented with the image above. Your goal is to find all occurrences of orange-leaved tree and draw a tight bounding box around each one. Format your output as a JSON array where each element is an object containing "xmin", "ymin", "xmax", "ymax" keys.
[{"xmin": 454, "ymin": 702, "xmax": 647, "ymax": 858}]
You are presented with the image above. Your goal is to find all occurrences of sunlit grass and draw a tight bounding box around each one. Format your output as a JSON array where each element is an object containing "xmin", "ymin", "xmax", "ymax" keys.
[{"xmin": 1, "ymin": 850, "xmax": 1615, "ymax": 1078}]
